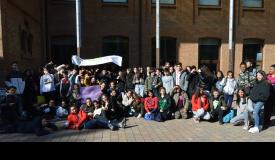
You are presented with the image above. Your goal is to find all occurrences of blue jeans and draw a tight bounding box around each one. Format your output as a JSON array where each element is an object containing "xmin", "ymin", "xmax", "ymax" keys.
[
  {"xmin": 224, "ymin": 94, "xmax": 234, "ymax": 109},
  {"xmin": 252, "ymin": 101, "xmax": 265, "ymax": 128},
  {"xmin": 83, "ymin": 119, "xmax": 109, "ymax": 129},
  {"xmin": 135, "ymin": 84, "xmax": 144, "ymax": 97}
]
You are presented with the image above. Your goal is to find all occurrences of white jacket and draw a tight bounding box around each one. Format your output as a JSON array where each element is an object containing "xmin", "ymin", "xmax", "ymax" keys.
[
  {"xmin": 40, "ymin": 74, "xmax": 56, "ymax": 94},
  {"xmin": 221, "ymin": 78, "xmax": 237, "ymax": 95},
  {"xmin": 5, "ymin": 71, "xmax": 25, "ymax": 95}
]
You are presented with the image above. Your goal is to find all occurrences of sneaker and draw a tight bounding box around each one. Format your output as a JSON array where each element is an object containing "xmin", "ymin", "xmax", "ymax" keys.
[
  {"xmin": 248, "ymin": 127, "xmax": 260, "ymax": 134},
  {"xmin": 108, "ymin": 123, "xmax": 116, "ymax": 131},
  {"xmin": 137, "ymin": 114, "xmax": 142, "ymax": 119},
  {"xmin": 182, "ymin": 113, "xmax": 188, "ymax": 119},
  {"xmin": 118, "ymin": 121, "xmax": 126, "ymax": 129},
  {"xmin": 193, "ymin": 117, "xmax": 200, "ymax": 123},
  {"xmin": 243, "ymin": 125, "xmax": 249, "ymax": 130}
]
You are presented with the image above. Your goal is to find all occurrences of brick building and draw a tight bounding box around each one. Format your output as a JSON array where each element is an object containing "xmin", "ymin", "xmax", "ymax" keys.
[
  {"xmin": 0, "ymin": 0, "xmax": 46, "ymax": 85},
  {"xmin": 1, "ymin": 0, "xmax": 275, "ymax": 85}
]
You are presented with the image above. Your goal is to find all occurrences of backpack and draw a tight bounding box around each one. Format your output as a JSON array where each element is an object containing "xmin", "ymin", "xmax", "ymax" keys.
[{"xmin": 144, "ymin": 113, "xmax": 155, "ymax": 121}]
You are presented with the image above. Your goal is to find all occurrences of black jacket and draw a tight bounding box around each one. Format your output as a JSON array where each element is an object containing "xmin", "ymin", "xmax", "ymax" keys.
[
  {"xmin": 125, "ymin": 74, "xmax": 134, "ymax": 90},
  {"xmin": 250, "ymin": 80, "xmax": 270, "ymax": 102},
  {"xmin": 209, "ymin": 95, "xmax": 228, "ymax": 112},
  {"xmin": 187, "ymin": 72, "xmax": 200, "ymax": 98}
]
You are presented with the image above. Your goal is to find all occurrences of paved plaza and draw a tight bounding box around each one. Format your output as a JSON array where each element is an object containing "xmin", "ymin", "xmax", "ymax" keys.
[{"xmin": 0, "ymin": 116, "xmax": 274, "ymax": 142}]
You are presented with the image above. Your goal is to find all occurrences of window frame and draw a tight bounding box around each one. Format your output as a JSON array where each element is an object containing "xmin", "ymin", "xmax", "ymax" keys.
[
  {"xmin": 198, "ymin": 0, "xmax": 221, "ymax": 8},
  {"xmin": 242, "ymin": 0, "xmax": 264, "ymax": 9}
]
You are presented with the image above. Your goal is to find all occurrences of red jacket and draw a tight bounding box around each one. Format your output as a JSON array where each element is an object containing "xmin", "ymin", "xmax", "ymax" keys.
[
  {"xmin": 191, "ymin": 95, "xmax": 209, "ymax": 111},
  {"xmin": 144, "ymin": 97, "xmax": 158, "ymax": 113},
  {"xmin": 67, "ymin": 110, "xmax": 88, "ymax": 130}
]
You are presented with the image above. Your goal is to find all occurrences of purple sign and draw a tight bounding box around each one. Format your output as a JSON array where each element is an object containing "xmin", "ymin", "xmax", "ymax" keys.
[{"xmin": 80, "ymin": 85, "xmax": 102, "ymax": 103}]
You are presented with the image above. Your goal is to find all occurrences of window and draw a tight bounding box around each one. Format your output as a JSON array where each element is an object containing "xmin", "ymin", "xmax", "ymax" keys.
[
  {"xmin": 103, "ymin": 36, "xmax": 129, "ymax": 67},
  {"xmin": 102, "ymin": 0, "xmax": 128, "ymax": 4},
  {"xmin": 242, "ymin": 0, "xmax": 263, "ymax": 8},
  {"xmin": 51, "ymin": 36, "xmax": 76, "ymax": 65},
  {"xmin": 19, "ymin": 20, "xmax": 33, "ymax": 56},
  {"xmin": 199, "ymin": 38, "xmax": 221, "ymax": 72},
  {"xmin": 243, "ymin": 39, "xmax": 264, "ymax": 70},
  {"xmin": 152, "ymin": 0, "xmax": 176, "ymax": 5},
  {"xmin": 152, "ymin": 37, "xmax": 177, "ymax": 67},
  {"xmin": 51, "ymin": 0, "xmax": 75, "ymax": 4},
  {"xmin": 198, "ymin": 0, "xmax": 220, "ymax": 6}
]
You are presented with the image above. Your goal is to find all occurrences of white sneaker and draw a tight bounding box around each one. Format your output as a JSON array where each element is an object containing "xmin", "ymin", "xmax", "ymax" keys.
[
  {"xmin": 248, "ymin": 127, "xmax": 260, "ymax": 134},
  {"xmin": 137, "ymin": 114, "xmax": 142, "ymax": 119},
  {"xmin": 243, "ymin": 125, "xmax": 249, "ymax": 130}
]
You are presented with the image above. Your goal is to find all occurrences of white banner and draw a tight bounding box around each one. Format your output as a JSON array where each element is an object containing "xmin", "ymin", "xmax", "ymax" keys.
[{"xmin": 72, "ymin": 55, "xmax": 123, "ymax": 67}]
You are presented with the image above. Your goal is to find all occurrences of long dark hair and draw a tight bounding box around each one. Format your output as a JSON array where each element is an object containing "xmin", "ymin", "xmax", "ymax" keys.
[
  {"xmin": 256, "ymin": 70, "xmax": 267, "ymax": 81},
  {"xmin": 236, "ymin": 89, "xmax": 247, "ymax": 106},
  {"xmin": 146, "ymin": 90, "xmax": 154, "ymax": 98},
  {"xmin": 201, "ymin": 65, "xmax": 213, "ymax": 79},
  {"xmin": 216, "ymin": 70, "xmax": 224, "ymax": 81},
  {"xmin": 194, "ymin": 86, "xmax": 204, "ymax": 101}
]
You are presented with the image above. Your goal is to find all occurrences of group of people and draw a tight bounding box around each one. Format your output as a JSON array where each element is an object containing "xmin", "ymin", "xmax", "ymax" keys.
[{"xmin": 0, "ymin": 59, "xmax": 274, "ymax": 136}]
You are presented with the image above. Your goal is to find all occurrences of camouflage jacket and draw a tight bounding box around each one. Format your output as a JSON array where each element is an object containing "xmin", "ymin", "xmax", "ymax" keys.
[{"xmin": 237, "ymin": 71, "xmax": 256, "ymax": 89}]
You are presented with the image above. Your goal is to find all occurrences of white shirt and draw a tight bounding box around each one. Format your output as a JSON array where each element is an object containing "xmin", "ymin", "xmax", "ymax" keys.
[
  {"xmin": 94, "ymin": 108, "xmax": 103, "ymax": 118},
  {"xmin": 40, "ymin": 74, "xmax": 56, "ymax": 94},
  {"xmin": 176, "ymin": 71, "xmax": 181, "ymax": 85}
]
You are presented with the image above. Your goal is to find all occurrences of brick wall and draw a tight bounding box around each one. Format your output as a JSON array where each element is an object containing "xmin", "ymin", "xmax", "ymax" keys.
[{"xmin": 0, "ymin": 0, "xmax": 45, "ymax": 87}]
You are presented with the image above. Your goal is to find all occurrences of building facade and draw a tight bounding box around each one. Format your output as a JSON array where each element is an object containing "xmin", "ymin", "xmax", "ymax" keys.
[
  {"xmin": 0, "ymin": 0, "xmax": 46, "ymax": 85},
  {"xmin": 1, "ymin": 0, "xmax": 275, "ymax": 86},
  {"xmin": 46, "ymin": 0, "xmax": 275, "ymax": 74}
]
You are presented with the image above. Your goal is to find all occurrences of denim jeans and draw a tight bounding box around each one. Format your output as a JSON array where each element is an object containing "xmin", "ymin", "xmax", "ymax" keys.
[
  {"xmin": 193, "ymin": 108, "xmax": 211, "ymax": 120},
  {"xmin": 230, "ymin": 111, "xmax": 249, "ymax": 126},
  {"xmin": 224, "ymin": 94, "xmax": 234, "ymax": 109},
  {"xmin": 83, "ymin": 119, "xmax": 109, "ymax": 129},
  {"xmin": 135, "ymin": 84, "xmax": 144, "ymax": 97},
  {"xmin": 252, "ymin": 101, "xmax": 265, "ymax": 128}
]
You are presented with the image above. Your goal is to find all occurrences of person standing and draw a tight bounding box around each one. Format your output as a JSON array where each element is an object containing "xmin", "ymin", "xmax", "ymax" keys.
[
  {"xmin": 133, "ymin": 68, "xmax": 145, "ymax": 98},
  {"xmin": 40, "ymin": 68, "xmax": 56, "ymax": 103},
  {"xmin": 187, "ymin": 66, "xmax": 200, "ymax": 99},
  {"xmin": 59, "ymin": 71, "xmax": 72, "ymax": 102},
  {"xmin": 263, "ymin": 64, "xmax": 275, "ymax": 129},
  {"xmin": 5, "ymin": 62, "xmax": 25, "ymax": 117},
  {"xmin": 173, "ymin": 63, "xmax": 189, "ymax": 93},
  {"xmin": 162, "ymin": 68, "xmax": 174, "ymax": 95},
  {"xmin": 221, "ymin": 71, "xmax": 237, "ymax": 109},
  {"xmin": 237, "ymin": 62, "xmax": 256, "ymax": 96},
  {"xmin": 248, "ymin": 71, "xmax": 270, "ymax": 134}
]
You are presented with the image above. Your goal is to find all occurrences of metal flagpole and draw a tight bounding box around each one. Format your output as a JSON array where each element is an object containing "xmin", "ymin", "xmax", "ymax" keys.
[
  {"xmin": 229, "ymin": 0, "xmax": 234, "ymax": 71},
  {"xmin": 156, "ymin": 0, "xmax": 160, "ymax": 68},
  {"xmin": 76, "ymin": 0, "xmax": 81, "ymax": 56}
]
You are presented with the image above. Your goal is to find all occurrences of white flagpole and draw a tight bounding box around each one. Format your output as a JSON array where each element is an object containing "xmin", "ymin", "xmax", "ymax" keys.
[
  {"xmin": 76, "ymin": 0, "xmax": 81, "ymax": 56},
  {"xmin": 229, "ymin": 0, "xmax": 234, "ymax": 71},
  {"xmin": 156, "ymin": 0, "xmax": 160, "ymax": 68}
]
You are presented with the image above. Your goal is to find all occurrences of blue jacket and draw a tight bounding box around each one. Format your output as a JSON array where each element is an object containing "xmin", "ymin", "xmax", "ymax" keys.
[{"xmin": 173, "ymin": 71, "xmax": 189, "ymax": 92}]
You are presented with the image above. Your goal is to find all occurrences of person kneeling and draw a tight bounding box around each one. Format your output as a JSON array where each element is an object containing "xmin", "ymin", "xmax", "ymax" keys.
[
  {"xmin": 171, "ymin": 85, "xmax": 190, "ymax": 119},
  {"xmin": 209, "ymin": 89, "xmax": 228, "ymax": 125},
  {"xmin": 191, "ymin": 86, "xmax": 211, "ymax": 123},
  {"xmin": 155, "ymin": 87, "xmax": 171, "ymax": 122}
]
